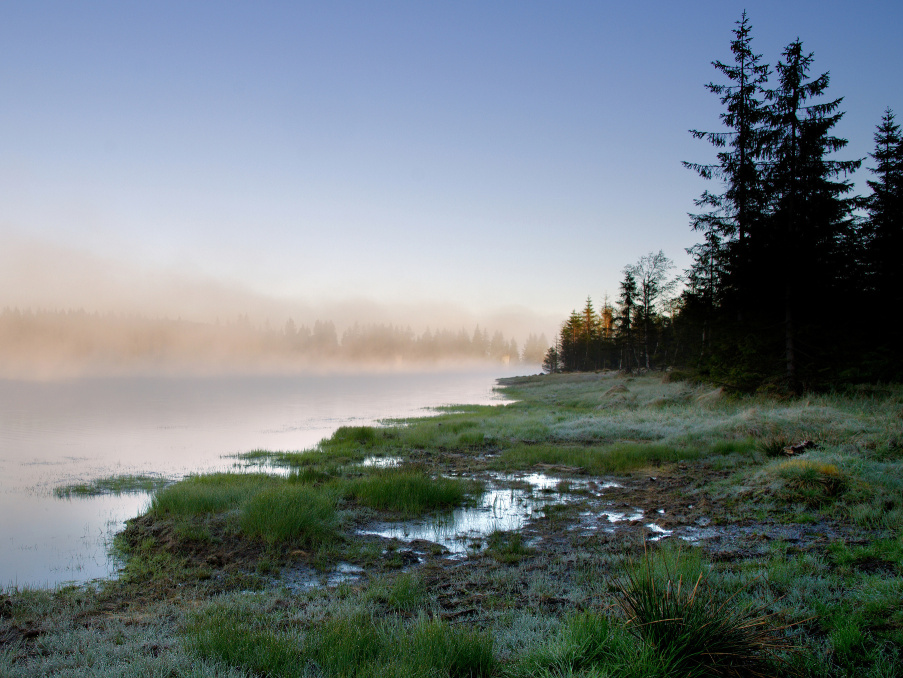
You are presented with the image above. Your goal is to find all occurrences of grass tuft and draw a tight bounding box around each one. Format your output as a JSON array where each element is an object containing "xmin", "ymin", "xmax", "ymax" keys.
[
  {"xmin": 775, "ymin": 458, "xmax": 847, "ymax": 506},
  {"xmin": 150, "ymin": 473, "xmax": 278, "ymax": 515},
  {"xmin": 331, "ymin": 425, "xmax": 381, "ymax": 446},
  {"xmin": 614, "ymin": 546, "xmax": 790, "ymax": 677},
  {"xmin": 240, "ymin": 484, "xmax": 339, "ymax": 546},
  {"xmin": 347, "ymin": 468, "xmax": 482, "ymax": 516}
]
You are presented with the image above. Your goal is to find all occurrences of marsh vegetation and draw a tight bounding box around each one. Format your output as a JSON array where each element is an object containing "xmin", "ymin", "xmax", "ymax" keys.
[{"xmin": 2, "ymin": 372, "xmax": 902, "ymax": 676}]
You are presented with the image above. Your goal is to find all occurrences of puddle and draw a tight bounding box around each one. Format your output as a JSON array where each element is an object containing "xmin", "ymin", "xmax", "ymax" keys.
[
  {"xmin": 279, "ymin": 561, "xmax": 365, "ymax": 592},
  {"xmin": 362, "ymin": 486, "xmax": 542, "ymax": 555},
  {"xmin": 361, "ymin": 456, "xmax": 402, "ymax": 468},
  {"xmin": 359, "ymin": 472, "xmax": 608, "ymax": 555},
  {"xmin": 602, "ymin": 509, "xmax": 645, "ymax": 523},
  {"xmin": 644, "ymin": 523, "xmax": 673, "ymax": 541}
]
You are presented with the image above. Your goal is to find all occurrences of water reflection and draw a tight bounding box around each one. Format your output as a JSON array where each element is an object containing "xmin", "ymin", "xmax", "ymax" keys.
[
  {"xmin": 360, "ymin": 473, "xmax": 578, "ymax": 555},
  {"xmin": 0, "ymin": 369, "xmax": 514, "ymax": 587}
]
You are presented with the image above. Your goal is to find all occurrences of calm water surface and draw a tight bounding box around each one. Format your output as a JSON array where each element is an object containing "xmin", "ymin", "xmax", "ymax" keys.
[{"xmin": 0, "ymin": 369, "xmax": 518, "ymax": 587}]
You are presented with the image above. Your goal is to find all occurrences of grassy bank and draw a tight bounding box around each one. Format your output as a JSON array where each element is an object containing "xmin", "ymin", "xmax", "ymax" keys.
[{"xmin": 3, "ymin": 372, "xmax": 902, "ymax": 676}]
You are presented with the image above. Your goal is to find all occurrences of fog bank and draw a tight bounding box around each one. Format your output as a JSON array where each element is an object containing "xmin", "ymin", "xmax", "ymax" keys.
[
  {"xmin": 0, "ymin": 235, "xmax": 558, "ymax": 339},
  {"xmin": 0, "ymin": 237, "xmax": 553, "ymax": 379}
]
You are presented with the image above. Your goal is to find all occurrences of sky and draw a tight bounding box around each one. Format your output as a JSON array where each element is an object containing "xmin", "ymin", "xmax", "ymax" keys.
[{"xmin": 1, "ymin": 1, "xmax": 901, "ymax": 339}]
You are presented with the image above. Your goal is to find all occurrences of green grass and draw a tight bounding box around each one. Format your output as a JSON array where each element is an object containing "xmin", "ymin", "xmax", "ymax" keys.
[
  {"xmin": 485, "ymin": 530, "xmax": 534, "ymax": 564},
  {"xmin": 240, "ymin": 484, "xmax": 339, "ymax": 546},
  {"xmin": 53, "ymin": 474, "xmax": 171, "ymax": 497},
  {"xmin": 346, "ymin": 468, "xmax": 483, "ymax": 516},
  {"xmin": 185, "ymin": 599, "xmax": 495, "ymax": 678},
  {"xmin": 150, "ymin": 472, "xmax": 279, "ymax": 515},
  {"xmin": 489, "ymin": 441, "xmax": 702, "ymax": 474},
  {"xmin": 367, "ymin": 572, "xmax": 429, "ymax": 613},
  {"xmin": 614, "ymin": 545, "xmax": 789, "ymax": 677}
]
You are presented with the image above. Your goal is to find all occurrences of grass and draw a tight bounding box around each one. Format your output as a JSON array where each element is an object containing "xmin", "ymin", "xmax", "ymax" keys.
[
  {"xmin": 5, "ymin": 372, "xmax": 903, "ymax": 677},
  {"xmin": 184, "ymin": 599, "xmax": 496, "ymax": 678},
  {"xmin": 614, "ymin": 546, "xmax": 789, "ymax": 677},
  {"xmin": 53, "ymin": 474, "xmax": 172, "ymax": 497},
  {"xmin": 240, "ymin": 484, "xmax": 340, "ymax": 546},
  {"xmin": 773, "ymin": 458, "xmax": 847, "ymax": 506},
  {"xmin": 150, "ymin": 472, "xmax": 279, "ymax": 515},
  {"xmin": 346, "ymin": 467, "xmax": 483, "ymax": 516},
  {"xmin": 485, "ymin": 530, "xmax": 533, "ymax": 564}
]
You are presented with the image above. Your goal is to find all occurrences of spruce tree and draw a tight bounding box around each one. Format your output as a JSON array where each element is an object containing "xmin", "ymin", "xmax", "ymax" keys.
[
  {"xmin": 864, "ymin": 109, "xmax": 903, "ymax": 374},
  {"xmin": 616, "ymin": 270, "xmax": 639, "ymax": 372},
  {"xmin": 581, "ymin": 296, "xmax": 600, "ymax": 370},
  {"xmin": 684, "ymin": 11, "xmax": 770, "ymax": 319},
  {"xmin": 764, "ymin": 39, "xmax": 860, "ymax": 389},
  {"xmin": 865, "ymin": 110, "xmax": 903, "ymax": 299}
]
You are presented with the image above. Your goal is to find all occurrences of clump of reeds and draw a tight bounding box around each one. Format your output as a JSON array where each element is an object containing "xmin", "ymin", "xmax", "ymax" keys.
[
  {"xmin": 330, "ymin": 425, "xmax": 380, "ymax": 447},
  {"xmin": 756, "ymin": 436, "xmax": 792, "ymax": 457},
  {"xmin": 150, "ymin": 473, "xmax": 277, "ymax": 515},
  {"xmin": 346, "ymin": 467, "xmax": 482, "ymax": 516},
  {"xmin": 240, "ymin": 485, "xmax": 339, "ymax": 546},
  {"xmin": 614, "ymin": 547, "xmax": 790, "ymax": 677},
  {"xmin": 53, "ymin": 473, "xmax": 171, "ymax": 497}
]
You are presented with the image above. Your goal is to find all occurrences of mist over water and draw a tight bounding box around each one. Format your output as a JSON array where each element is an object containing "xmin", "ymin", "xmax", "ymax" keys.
[
  {"xmin": 0, "ymin": 236, "xmax": 561, "ymax": 370},
  {"xmin": 0, "ymin": 235, "xmax": 547, "ymax": 585},
  {"xmin": 0, "ymin": 368, "xmax": 522, "ymax": 587},
  {"xmin": 0, "ymin": 235, "xmax": 553, "ymax": 380}
]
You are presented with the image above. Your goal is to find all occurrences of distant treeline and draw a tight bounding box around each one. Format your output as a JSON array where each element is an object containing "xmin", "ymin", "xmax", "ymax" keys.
[
  {"xmin": 0, "ymin": 308, "xmax": 550, "ymax": 378},
  {"xmin": 547, "ymin": 13, "xmax": 902, "ymax": 391}
]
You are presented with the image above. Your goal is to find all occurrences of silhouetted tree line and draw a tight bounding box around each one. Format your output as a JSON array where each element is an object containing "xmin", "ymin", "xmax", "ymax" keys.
[
  {"xmin": 0, "ymin": 308, "xmax": 550, "ymax": 377},
  {"xmin": 543, "ymin": 250, "xmax": 679, "ymax": 375},
  {"xmin": 548, "ymin": 13, "xmax": 902, "ymax": 391}
]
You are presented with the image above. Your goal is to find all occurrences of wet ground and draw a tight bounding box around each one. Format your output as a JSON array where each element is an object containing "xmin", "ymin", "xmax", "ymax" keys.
[{"xmin": 259, "ymin": 461, "xmax": 873, "ymax": 596}]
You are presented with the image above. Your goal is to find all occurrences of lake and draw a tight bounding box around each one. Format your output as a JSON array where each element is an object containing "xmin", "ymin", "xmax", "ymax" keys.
[{"xmin": 0, "ymin": 368, "xmax": 521, "ymax": 587}]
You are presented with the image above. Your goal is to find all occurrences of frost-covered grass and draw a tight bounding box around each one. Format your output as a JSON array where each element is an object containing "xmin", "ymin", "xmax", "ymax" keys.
[
  {"xmin": 0, "ymin": 586, "xmax": 245, "ymax": 678},
  {"xmin": 184, "ymin": 593, "xmax": 496, "ymax": 678},
  {"xmin": 5, "ymin": 372, "xmax": 903, "ymax": 677}
]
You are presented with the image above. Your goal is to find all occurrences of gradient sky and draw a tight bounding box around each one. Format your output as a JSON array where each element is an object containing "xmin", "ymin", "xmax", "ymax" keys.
[{"xmin": 2, "ymin": 1, "xmax": 900, "ymax": 335}]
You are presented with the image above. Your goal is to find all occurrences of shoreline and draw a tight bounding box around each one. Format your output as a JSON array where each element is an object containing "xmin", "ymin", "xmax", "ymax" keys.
[{"xmin": 2, "ymin": 372, "xmax": 901, "ymax": 676}]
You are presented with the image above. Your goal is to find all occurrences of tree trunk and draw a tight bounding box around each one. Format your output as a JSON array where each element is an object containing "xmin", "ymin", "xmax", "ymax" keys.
[{"xmin": 785, "ymin": 283, "xmax": 798, "ymax": 392}]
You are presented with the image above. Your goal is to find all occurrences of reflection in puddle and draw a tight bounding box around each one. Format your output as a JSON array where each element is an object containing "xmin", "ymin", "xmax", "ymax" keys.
[
  {"xmin": 362, "ymin": 486, "xmax": 543, "ymax": 555},
  {"xmin": 644, "ymin": 523, "xmax": 673, "ymax": 541},
  {"xmin": 280, "ymin": 561, "xmax": 365, "ymax": 592},
  {"xmin": 361, "ymin": 456, "xmax": 402, "ymax": 468},
  {"xmin": 572, "ymin": 507, "xmax": 645, "ymax": 536},
  {"xmin": 602, "ymin": 509, "xmax": 644, "ymax": 523},
  {"xmin": 360, "ymin": 473, "xmax": 619, "ymax": 555}
]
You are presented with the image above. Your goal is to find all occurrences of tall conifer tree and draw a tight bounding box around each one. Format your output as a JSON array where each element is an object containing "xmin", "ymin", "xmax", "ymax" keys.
[
  {"xmin": 865, "ymin": 110, "xmax": 903, "ymax": 300},
  {"xmin": 685, "ymin": 11, "xmax": 770, "ymax": 318},
  {"xmin": 617, "ymin": 270, "xmax": 639, "ymax": 372},
  {"xmin": 764, "ymin": 40, "xmax": 860, "ymax": 389}
]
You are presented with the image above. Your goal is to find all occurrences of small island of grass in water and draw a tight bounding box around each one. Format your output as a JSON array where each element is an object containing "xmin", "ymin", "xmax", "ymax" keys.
[
  {"xmin": 53, "ymin": 474, "xmax": 173, "ymax": 498},
  {"xmin": 4, "ymin": 372, "xmax": 903, "ymax": 677}
]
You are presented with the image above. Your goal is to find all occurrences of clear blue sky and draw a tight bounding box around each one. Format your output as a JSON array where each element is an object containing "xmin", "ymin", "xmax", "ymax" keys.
[{"xmin": 1, "ymin": 1, "xmax": 900, "ymax": 336}]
